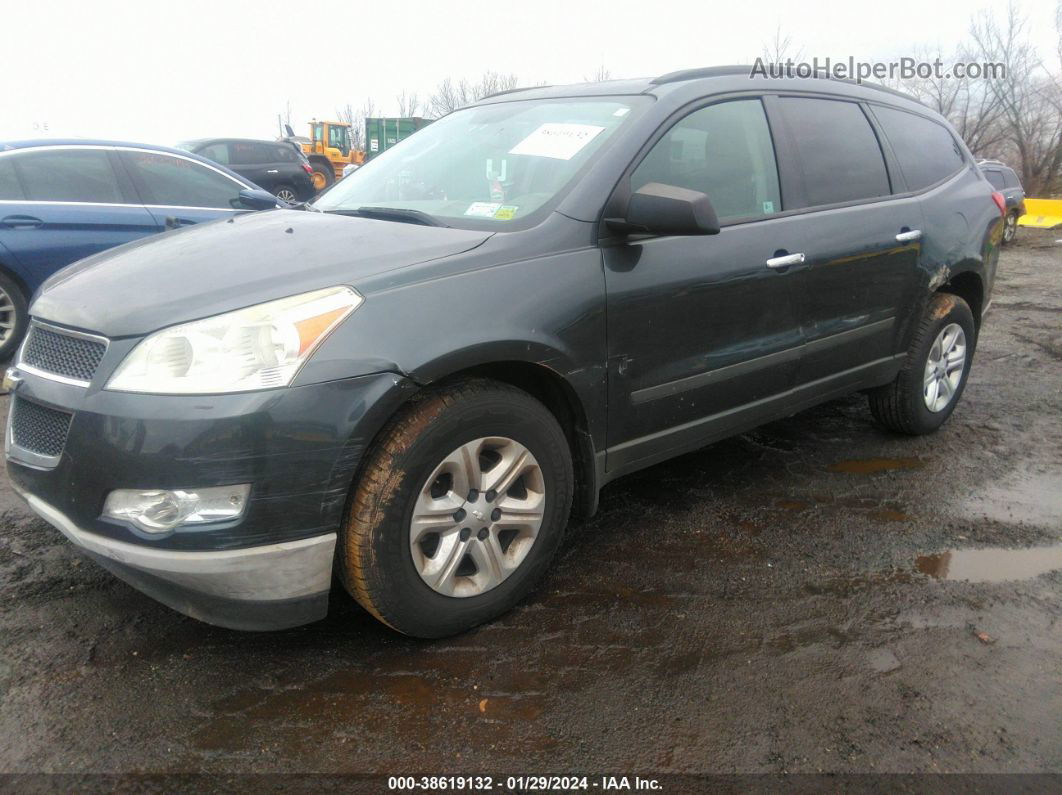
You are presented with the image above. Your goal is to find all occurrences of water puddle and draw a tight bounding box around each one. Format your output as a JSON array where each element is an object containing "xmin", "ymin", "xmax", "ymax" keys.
[
  {"xmin": 961, "ymin": 470, "xmax": 1062, "ymax": 526},
  {"xmin": 829, "ymin": 457, "xmax": 925, "ymax": 475},
  {"xmin": 916, "ymin": 543, "xmax": 1062, "ymax": 583}
]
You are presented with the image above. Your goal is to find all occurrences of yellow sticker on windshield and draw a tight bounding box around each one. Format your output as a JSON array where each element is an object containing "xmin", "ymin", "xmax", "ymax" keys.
[{"xmin": 494, "ymin": 205, "xmax": 518, "ymax": 220}]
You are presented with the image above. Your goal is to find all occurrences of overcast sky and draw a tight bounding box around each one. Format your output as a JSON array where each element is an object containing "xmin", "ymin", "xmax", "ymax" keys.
[{"xmin": 4, "ymin": 0, "xmax": 1058, "ymax": 146}]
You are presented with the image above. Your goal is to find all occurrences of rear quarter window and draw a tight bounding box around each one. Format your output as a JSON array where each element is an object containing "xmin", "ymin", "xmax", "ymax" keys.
[
  {"xmin": 871, "ymin": 105, "xmax": 966, "ymax": 192},
  {"xmin": 777, "ymin": 97, "xmax": 891, "ymax": 207},
  {"xmin": 1003, "ymin": 169, "xmax": 1021, "ymax": 189},
  {"xmin": 984, "ymin": 170, "xmax": 1005, "ymax": 190}
]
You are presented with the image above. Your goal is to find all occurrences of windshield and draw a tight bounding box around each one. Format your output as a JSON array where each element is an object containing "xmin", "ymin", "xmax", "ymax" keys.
[{"xmin": 314, "ymin": 97, "xmax": 647, "ymax": 227}]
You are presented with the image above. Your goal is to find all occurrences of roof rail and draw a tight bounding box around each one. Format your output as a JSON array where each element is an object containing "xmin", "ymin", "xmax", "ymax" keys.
[
  {"xmin": 482, "ymin": 85, "xmax": 552, "ymax": 100},
  {"xmin": 650, "ymin": 64, "xmax": 919, "ymax": 103}
]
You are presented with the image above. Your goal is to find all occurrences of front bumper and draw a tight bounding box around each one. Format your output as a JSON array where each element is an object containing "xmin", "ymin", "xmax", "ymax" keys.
[
  {"xmin": 22, "ymin": 492, "xmax": 335, "ymax": 630},
  {"xmin": 6, "ymin": 367, "xmax": 416, "ymax": 629}
]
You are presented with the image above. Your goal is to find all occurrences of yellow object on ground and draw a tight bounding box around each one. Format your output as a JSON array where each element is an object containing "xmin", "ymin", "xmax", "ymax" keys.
[{"xmin": 1017, "ymin": 198, "xmax": 1062, "ymax": 229}]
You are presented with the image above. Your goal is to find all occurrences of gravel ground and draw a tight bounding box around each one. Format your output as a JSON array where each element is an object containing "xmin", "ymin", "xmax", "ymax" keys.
[{"xmin": 0, "ymin": 231, "xmax": 1059, "ymax": 778}]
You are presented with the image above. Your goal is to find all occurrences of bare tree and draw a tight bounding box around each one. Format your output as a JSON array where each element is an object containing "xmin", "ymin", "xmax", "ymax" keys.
[
  {"xmin": 396, "ymin": 90, "xmax": 421, "ymax": 117},
  {"xmin": 968, "ymin": 1, "xmax": 1062, "ymax": 195},
  {"xmin": 426, "ymin": 71, "xmax": 519, "ymax": 118},
  {"xmin": 337, "ymin": 99, "xmax": 376, "ymax": 152},
  {"xmin": 585, "ymin": 65, "xmax": 611, "ymax": 82},
  {"xmin": 760, "ymin": 25, "xmax": 805, "ymax": 64}
]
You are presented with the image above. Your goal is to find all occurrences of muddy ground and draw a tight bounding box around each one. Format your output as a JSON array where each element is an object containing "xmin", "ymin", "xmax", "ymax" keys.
[{"xmin": 0, "ymin": 232, "xmax": 1059, "ymax": 779}]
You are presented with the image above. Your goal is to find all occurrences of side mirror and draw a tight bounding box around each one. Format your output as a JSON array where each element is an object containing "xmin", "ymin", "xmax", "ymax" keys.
[
  {"xmin": 236, "ymin": 188, "xmax": 281, "ymax": 211},
  {"xmin": 610, "ymin": 182, "xmax": 721, "ymax": 236}
]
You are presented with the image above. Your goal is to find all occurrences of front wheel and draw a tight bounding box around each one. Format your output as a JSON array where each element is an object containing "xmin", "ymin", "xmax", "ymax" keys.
[
  {"xmin": 868, "ymin": 292, "xmax": 976, "ymax": 435},
  {"xmin": 0, "ymin": 271, "xmax": 28, "ymax": 361},
  {"xmin": 339, "ymin": 379, "xmax": 574, "ymax": 637}
]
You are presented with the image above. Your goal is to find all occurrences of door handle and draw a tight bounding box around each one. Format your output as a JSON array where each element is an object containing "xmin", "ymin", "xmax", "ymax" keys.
[
  {"xmin": 896, "ymin": 229, "xmax": 922, "ymax": 242},
  {"xmin": 0, "ymin": 215, "xmax": 43, "ymax": 230},
  {"xmin": 765, "ymin": 252, "xmax": 805, "ymax": 269}
]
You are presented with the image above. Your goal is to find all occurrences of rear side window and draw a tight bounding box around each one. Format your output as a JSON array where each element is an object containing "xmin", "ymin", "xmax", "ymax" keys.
[
  {"xmin": 0, "ymin": 158, "xmax": 24, "ymax": 200},
  {"xmin": 13, "ymin": 149, "xmax": 124, "ymax": 203},
  {"xmin": 1003, "ymin": 169, "xmax": 1020, "ymax": 189},
  {"xmin": 198, "ymin": 143, "xmax": 230, "ymax": 165},
  {"xmin": 632, "ymin": 99, "xmax": 782, "ymax": 222},
  {"xmin": 229, "ymin": 142, "xmax": 278, "ymax": 165},
  {"xmin": 984, "ymin": 170, "xmax": 1005, "ymax": 190},
  {"xmin": 872, "ymin": 105, "xmax": 965, "ymax": 192},
  {"xmin": 778, "ymin": 97, "xmax": 890, "ymax": 206},
  {"xmin": 122, "ymin": 151, "xmax": 245, "ymax": 208}
]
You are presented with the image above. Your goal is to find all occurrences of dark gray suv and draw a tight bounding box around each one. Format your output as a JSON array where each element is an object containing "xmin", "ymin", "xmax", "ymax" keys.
[
  {"xmin": 5, "ymin": 67, "xmax": 1004, "ymax": 636},
  {"xmin": 978, "ymin": 159, "xmax": 1025, "ymax": 244}
]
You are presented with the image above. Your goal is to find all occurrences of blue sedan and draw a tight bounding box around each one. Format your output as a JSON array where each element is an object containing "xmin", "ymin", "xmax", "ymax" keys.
[{"xmin": 0, "ymin": 140, "xmax": 274, "ymax": 358}]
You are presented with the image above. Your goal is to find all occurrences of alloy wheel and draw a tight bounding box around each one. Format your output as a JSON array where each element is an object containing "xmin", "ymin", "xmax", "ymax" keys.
[
  {"xmin": 409, "ymin": 437, "xmax": 545, "ymax": 598},
  {"xmin": 0, "ymin": 286, "xmax": 16, "ymax": 344},
  {"xmin": 923, "ymin": 322, "xmax": 966, "ymax": 412}
]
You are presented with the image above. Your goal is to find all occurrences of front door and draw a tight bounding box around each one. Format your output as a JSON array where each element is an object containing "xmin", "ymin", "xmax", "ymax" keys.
[{"xmin": 602, "ymin": 97, "xmax": 805, "ymax": 474}]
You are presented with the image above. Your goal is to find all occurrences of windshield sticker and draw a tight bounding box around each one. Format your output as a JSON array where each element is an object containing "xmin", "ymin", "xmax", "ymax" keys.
[
  {"xmin": 508, "ymin": 123, "xmax": 606, "ymax": 160},
  {"xmin": 465, "ymin": 202, "xmax": 501, "ymax": 217},
  {"xmin": 494, "ymin": 205, "xmax": 518, "ymax": 220},
  {"xmin": 613, "ymin": 107, "xmax": 630, "ymax": 116}
]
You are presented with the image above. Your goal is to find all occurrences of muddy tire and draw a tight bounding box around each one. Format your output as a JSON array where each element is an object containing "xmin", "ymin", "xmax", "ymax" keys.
[
  {"xmin": 339, "ymin": 379, "xmax": 574, "ymax": 638},
  {"xmin": 868, "ymin": 292, "xmax": 976, "ymax": 435}
]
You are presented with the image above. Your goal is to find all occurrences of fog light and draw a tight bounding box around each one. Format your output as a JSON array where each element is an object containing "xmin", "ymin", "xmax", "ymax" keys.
[{"xmin": 102, "ymin": 484, "xmax": 251, "ymax": 534}]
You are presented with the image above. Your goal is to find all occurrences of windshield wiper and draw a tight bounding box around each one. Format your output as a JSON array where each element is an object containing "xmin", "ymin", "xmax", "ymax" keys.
[{"xmin": 327, "ymin": 206, "xmax": 449, "ymax": 227}]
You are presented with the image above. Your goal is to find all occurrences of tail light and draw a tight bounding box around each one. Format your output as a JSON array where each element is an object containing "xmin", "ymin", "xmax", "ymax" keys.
[
  {"xmin": 302, "ymin": 163, "xmax": 313, "ymax": 174},
  {"xmin": 991, "ymin": 191, "xmax": 1006, "ymax": 216}
]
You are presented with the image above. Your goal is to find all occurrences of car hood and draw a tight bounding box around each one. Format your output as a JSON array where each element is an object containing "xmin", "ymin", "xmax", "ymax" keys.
[{"xmin": 30, "ymin": 210, "xmax": 493, "ymax": 337}]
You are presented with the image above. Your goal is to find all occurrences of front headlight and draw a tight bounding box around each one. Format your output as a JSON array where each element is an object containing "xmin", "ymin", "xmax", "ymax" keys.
[{"xmin": 106, "ymin": 286, "xmax": 362, "ymax": 394}]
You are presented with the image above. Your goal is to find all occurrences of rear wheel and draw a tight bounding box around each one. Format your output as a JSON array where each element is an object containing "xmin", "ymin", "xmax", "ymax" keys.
[
  {"xmin": 0, "ymin": 271, "xmax": 28, "ymax": 361},
  {"xmin": 1002, "ymin": 210, "xmax": 1018, "ymax": 244},
  {"xmin": 272, "ymin": 183, "xmax": 298, "ymax": 203},
  {"xmin": 339, "ymin": 379, "xmax": 574, "ymax": 637},
  {"xmin": 868, "ymin": 292, "xmax": 975, "ymax": 435}
]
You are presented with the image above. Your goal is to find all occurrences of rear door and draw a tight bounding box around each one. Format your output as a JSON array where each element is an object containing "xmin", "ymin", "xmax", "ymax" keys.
[
  {"xmin": 773, "ymin": 96, "xmax": 924, "ymax": 386},
  {"xmin": 0, "ymin": 147, "xmax": 157, "ymax": 294},
  {"xmin": 117, "ymin": 149, "xmax": 250, "ymax": 229},
  {"xmin": 602, "ymin": 97, "xmax": 806, "ymax": 472},
  {"xmin": 227, "ymin": 141, "xmax": 276, "ymax": 191}
]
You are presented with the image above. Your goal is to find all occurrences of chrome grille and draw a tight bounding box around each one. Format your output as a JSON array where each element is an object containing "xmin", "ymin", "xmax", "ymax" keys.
[
  {"xmin": 21, "ymin": 324, "xmax": 107, "ymax": 384},
  {"xmin": 10, "ymin": 398, "xmax": 72, "ymax": 458}
]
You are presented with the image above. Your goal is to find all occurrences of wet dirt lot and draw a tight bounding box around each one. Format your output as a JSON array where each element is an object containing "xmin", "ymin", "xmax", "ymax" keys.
[{"xmin": 0, "ymin": 233, "xmax": 1059, "ymax": 777}]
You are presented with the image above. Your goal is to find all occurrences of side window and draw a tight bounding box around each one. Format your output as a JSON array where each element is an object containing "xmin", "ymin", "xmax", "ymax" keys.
[
  {"xmin": 871, "ymin": 105, "xmax": 965, "ymax": 192},
  {"xmin": 198, "ymin": 143, "xmax": 230, "ymax": 165},
  {"xmin": 1003, "ymin": 169, "xmax": 1020, "ymax": 189},
  {"xmin": 984, "ymin": 170, "xmax": 1005, "ymax": 190},
  {"xmin": 14, "ymin": 149, "xmax": 124, "ymax": 203},
  {"xmin": 632, "ymin": 99, "xmax": 782, "ymax": 222},
  {"xmin": 122, "ymin": 151, "xmax": 245, "ymax": 209},
  {"xmin": 779, "ymin": 97, "xmax": 890, "ymax": 206},
  {"xmin": 229, "ymin": 141, "xmax": 269, "ymax": 165},
  {"xmin": 0, "ymin": 158, "xmax": 25, "ymax": 200}
]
